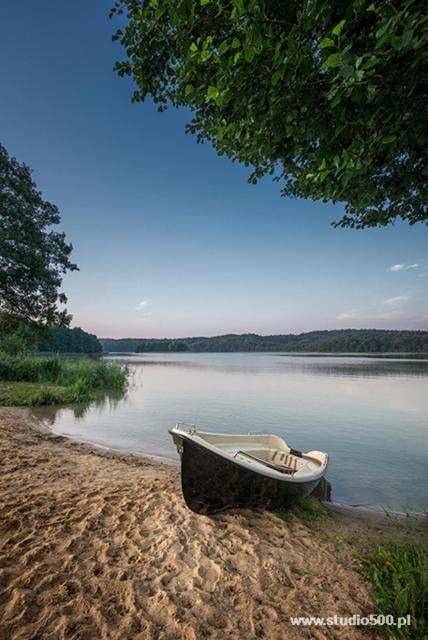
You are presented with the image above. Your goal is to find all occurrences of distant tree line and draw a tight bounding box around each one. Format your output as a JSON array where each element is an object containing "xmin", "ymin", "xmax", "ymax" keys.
[
  {"xmin": 0, "ymin": 312, "xmax": 102, "ymax": 355},
  {"xmin": 135, "ymin": 339, "xmax": 188, "ymax": 353},
  {"xmin": 100, "ymin": 330, "xmax": 428, "ymax": 354},
  {"xmin": 38, "ymin": 326, "xmax": 102, "ymax": 354}
]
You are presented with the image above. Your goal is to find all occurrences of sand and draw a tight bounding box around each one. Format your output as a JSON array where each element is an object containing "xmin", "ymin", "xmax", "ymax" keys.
[{"xmin": 0, "ymin": 408, "xmax": 425, "ymax": 640}]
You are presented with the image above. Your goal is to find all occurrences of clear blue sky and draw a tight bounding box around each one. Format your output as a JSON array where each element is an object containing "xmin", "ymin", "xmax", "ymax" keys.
[{"xmin": 1, "ymin": 2, "xmax": 427, "ymax": 338}]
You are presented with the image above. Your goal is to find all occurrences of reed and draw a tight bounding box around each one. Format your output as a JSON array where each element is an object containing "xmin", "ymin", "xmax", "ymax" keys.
[{"xmin": 0, "ymin": 354, "xmax": 127, "ymax": 405}]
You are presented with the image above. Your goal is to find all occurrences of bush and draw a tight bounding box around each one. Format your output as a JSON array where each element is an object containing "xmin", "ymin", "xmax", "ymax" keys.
[{"xmin": 0, "ymin": 333, "xmax": 30, "ymax": 356}]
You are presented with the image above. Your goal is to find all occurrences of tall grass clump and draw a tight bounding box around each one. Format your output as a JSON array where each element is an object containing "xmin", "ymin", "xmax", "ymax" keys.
[
  {"xmin": 359, "ymin": 541, "xmax": 428, "ymax": 639},
  {"xmin": 0, "ymin": 353, "xmax": 127, "ymax": 405},
  {"xmin": 0, "ymin": 354, "xmax": 127, "ymax": 388}
]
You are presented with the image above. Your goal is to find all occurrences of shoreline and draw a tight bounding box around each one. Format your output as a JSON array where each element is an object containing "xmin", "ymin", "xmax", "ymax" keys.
[
  {"xmin": 1, "ymin": 407, "xmax": 426, "ymax": 639},
  {"xmin": 32, "ymin": 410, "xmax": 425, "ymax": 518}
]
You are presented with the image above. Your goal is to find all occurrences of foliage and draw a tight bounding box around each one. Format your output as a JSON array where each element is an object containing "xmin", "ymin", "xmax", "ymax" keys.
[
  {"xmin": 0, "ymin": 313, "xmax": 102, "ymax": 355},
  {"xmin": 0, "ymin": 382, "xmax": 70, "ymax": 406},
  {"xmin": 111, "ymin": 0, "xmax": 428, "ymax": 228},
  {"xmin": 101, "ymin": 330, "xmax": 428, "ymax": 353},
  {"xmin": 0, "ymin": 313, "xmax": 41, "ymax": 355},
  {"xmin": 0, "ymin": 354, "xmax": 128, "ymax": 405},
  {"xmin": 359, "ymin": 541, "xmax": 428, "ymax": 639},
  {"xmin": 37, "ymin": 325, "xmax": 102, "ymax": 354},
  {"xmin": 135, "ymin": 339, "xmax": 189, "ymax": 353},
  {"xmin": 0, "ymin": 143, "xmax": 77, "ymax": 325}
]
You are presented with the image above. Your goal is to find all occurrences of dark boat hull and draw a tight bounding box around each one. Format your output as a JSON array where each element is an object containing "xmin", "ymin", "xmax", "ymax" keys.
[{"xmin": 179, "ymin": 436, "xmax": 322, "ymax": 515}]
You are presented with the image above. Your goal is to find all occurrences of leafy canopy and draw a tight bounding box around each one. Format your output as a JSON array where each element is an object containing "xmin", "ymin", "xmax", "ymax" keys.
[
  {"xmin": 111, "ymin": 0, "xmax": 428, "ymax": 228},
  {"xmin": 0, "ymin": 144, "xmax": 77, "ymax": 325}
]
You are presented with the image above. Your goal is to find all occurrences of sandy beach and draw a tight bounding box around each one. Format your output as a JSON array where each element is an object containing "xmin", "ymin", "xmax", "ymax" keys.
[{"xmin": 0, "ymin": 408, "xmax": 425, "ymax": 640}]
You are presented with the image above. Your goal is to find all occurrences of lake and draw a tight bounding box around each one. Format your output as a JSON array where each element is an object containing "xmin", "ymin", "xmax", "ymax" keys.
[{"xmin": 33, "ymin": 353, "xmax": 428, "ymax": 513}]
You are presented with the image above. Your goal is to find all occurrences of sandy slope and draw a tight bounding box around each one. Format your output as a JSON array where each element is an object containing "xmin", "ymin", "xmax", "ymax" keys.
[{"xmin": 0, "ymin": 408, "xmax": 424, "ymax": 640}]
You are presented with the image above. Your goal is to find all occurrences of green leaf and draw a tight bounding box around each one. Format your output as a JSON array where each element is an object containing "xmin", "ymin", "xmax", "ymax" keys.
[
  {"xmin": 319, "ymin": 37, "xmax": 335, "ymax": 49},
  {"xmin": 367, "ymin": 2, "xmax": 376, "ymax": 11},
  {"xmin": 244, "ymin": 47, "xmax": 255, "ymax": 63},
  {"xmin": 206, "ymin": 86, "xmax": 219, "ymax": 101},
  {"xmin": 400, "ymin": 29, "xmax": 414, "ymax": 49},
  {"xmin": 376, "ymin": 19, "xmax": 391, "ymax": 40},
  {"xmin": 219, "ymin": 41, "xmax": 228, "ymax": 55},
  {"xmin": 332, "ymin": 20, "xmax": 346, "ymax": 37},
  {"xmin": 232, "ymin": 37, "xmax": 241, "ymax": 49},
  {"xmin": 185, "ymin": 84, "xmax": 194, "ymax": 96},
  {"xmin": 322, "ymin": 53, "xmax": 341, "ymax": 69},
  {"xmin": 200, "ymin": 0, "xmax": 210, "ymax": 4},
  {"xmin": 271, "ymin": 69, "xmax": 282, "ymax": 86},
  {"xmin": 190, "ymin": 42, "xmax": 198, "ymax": 53},
  {"xmin": 382, "ymin": 135, "xmax": 397, "ymax": 144}
]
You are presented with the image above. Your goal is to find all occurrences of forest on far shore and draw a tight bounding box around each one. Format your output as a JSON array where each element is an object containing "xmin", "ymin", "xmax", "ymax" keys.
[
  {"xmin": 38, "ymin": 326, "xmax": 102, "ymax": 354},
  {"xmin": 100, "ymin": 330, "xmax": 428, "ymax": 354}
]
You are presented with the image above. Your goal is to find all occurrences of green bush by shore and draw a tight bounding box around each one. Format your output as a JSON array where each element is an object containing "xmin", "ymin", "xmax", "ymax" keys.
[{"xmin": 0, "ymin": 354, "xmax": 127, "ymax": 406}]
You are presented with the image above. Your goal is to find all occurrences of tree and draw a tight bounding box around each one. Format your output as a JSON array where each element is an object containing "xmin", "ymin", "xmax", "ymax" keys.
[
  {"xmin": 111, "ymin": 0, "xmax": 428, "ymax": 228},
  {"xmin": 0, "ymin": 313, "xmax": 39, "ymax": 355},
  {"xmin": 0, "ymin": 143, "xmax": 78, "ymax": 325}
]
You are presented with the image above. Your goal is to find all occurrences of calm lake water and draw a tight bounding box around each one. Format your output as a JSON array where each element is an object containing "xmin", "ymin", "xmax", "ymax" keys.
[{"xmin": 33, "ymin": 353, "xmax": 428, "ymax": 513}]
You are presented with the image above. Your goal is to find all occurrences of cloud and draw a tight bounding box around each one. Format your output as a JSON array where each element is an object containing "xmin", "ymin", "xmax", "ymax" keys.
[
  {"xmin": 338, "ymin": 312, "xmax": 356, "ymax": 320},
  {"xmin": 135, "ymin": 299, "xmax": 150, "ymax": 311},
  {"xmin": 386, "ymin": 263, "xmax": 418, "ymax": 272},
  {"xmin": 382, "ymin": 295, "xmax": 409, "ymax": 306}
]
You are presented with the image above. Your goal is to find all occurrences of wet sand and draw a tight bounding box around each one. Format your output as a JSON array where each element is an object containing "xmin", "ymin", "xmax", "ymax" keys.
[{"xmin": 0, "ymin": 407, "xmax": 425, "ymax": 639}]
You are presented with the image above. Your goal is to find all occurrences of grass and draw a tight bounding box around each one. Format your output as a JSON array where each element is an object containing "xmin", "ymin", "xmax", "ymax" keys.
[
  {"xmin": 294, "ymin": 495, "xmax": 331, "ymax": 523},
  {"xmin": 359, "ymin": 541, "xmax": 428, "ymax": 639},
  {"xmin": 0, "ymin": 354, "xmax": 128, "ymax": 405},
  {"xmin": 0, "ymin": 382, "xmax": 70, "ymax": 405},
  {"xmin": 273, "ymin": 495, "xmax": 331, "ymax": 526}
]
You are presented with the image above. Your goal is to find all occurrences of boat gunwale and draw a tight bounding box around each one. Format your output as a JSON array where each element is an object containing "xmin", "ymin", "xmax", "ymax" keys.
[{"xmin": 169, "ymin": 426, "xmax": 329, "ymax": 484}]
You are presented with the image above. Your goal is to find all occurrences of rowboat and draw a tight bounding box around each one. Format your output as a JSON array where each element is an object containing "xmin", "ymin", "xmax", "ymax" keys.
[{"xmin": 169, "ymin": 423, "xmax": 329, "ymax": 514}]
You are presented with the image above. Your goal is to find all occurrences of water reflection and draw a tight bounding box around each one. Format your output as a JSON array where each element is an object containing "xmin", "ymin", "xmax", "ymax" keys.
[
  {"xmin": 33, "ymin": 388, "xmax": 127, "ymax": 424},
  {"xmin": 107, "ymin": 353, "xmax": 428, "ymax": 378},
  {"xmin": 276, "ymin": 359, "xmax": 428, "ymax": 378},
  {"xmin": 311, "ymin": 477, "xmax": 332, "ymax": 502}
]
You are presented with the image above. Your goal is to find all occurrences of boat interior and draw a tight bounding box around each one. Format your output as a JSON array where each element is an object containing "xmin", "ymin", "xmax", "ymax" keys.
[{"xmin": 178, "ymin": 428, "xmax": 326, "ymax": 477}]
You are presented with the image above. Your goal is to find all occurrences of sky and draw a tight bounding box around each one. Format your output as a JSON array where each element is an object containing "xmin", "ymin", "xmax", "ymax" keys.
[{"xmin": 1, "ymin": 2, "xmax": 427, "ymax": 338}]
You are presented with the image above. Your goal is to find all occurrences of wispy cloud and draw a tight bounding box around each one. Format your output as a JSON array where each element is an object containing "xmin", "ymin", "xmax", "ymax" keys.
[
  {"xmin": 135, "ymin": 299, "xmax": 150, "ymax": 311},
  {"xmin": 382, "ymin": 295, "xmax": 409, "ymax": 306},
  {"xmin": 338, "ymin": 312, "xmax": 356, "ymax": 320},
  {"xmin": 386, "ymin": 263, "xmax": 418, "ymax": 272}
]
